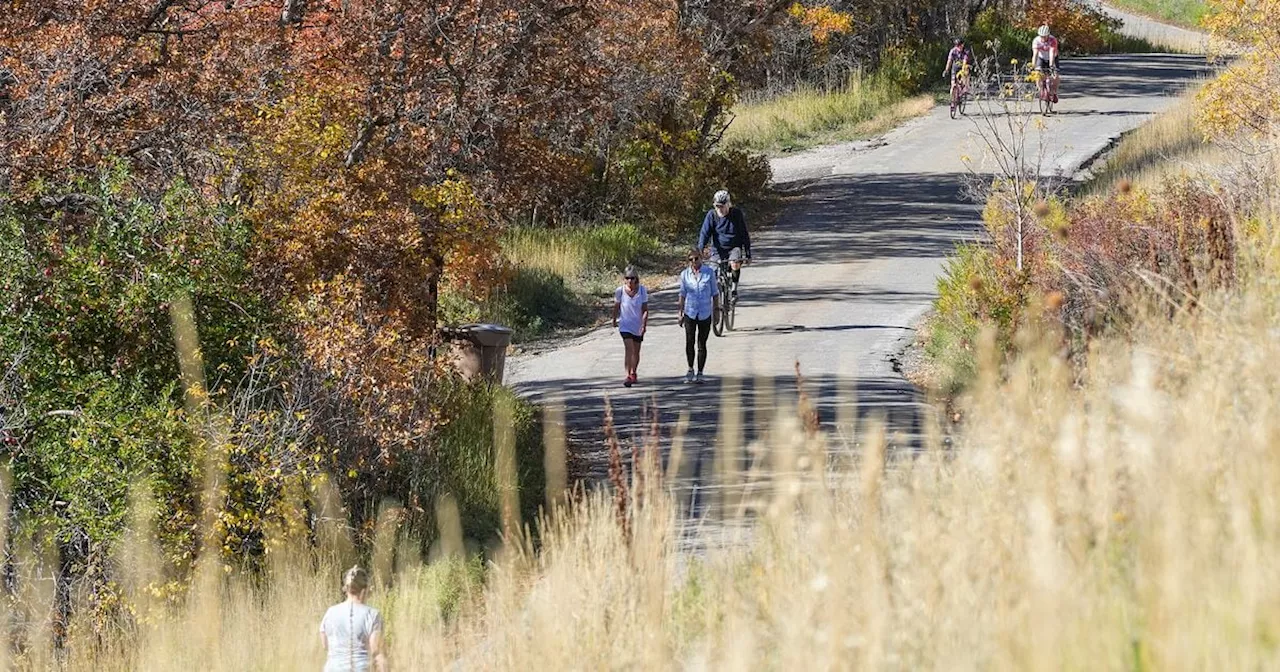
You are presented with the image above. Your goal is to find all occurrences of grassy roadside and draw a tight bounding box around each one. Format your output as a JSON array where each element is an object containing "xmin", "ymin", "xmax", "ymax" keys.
[
  {"xmin": 440, "ymin": 223, "xmax": 676, "ymax": 344},
  {"xmin": 1083, "ymin": 87, "xmax": 1218, "ymax": 194},
  {"xmin": 1105, "ymin": 0, "xmax": 1209, "ymax": 29},
  {"xmin": 912, "ymin": 84, "xmax": 1234, "ymax": 397},
  {"xmin": 725, "ymin": 72, "xmax": 933, "ymax": 154}
]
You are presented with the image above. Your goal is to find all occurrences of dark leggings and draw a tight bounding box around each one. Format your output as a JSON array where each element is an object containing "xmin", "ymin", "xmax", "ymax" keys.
[{"xmin": 684, "ymin": 316, "xmax": 711, "ymax": 371}]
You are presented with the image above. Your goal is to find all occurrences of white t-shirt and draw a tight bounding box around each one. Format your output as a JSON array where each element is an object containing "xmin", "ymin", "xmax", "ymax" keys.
[
  {"xmin": 615, "ymin": 284, "xmax": 648, "ymax": 335},
  {"xmin": 320, "ymin": 601, "xmax": 383, "ymax": 672}
]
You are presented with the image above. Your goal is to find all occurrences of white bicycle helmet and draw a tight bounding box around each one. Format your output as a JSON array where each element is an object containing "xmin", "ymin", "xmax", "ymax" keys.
[
  {"xmin": 713, "ymin": 189, "xmax": 731, "ymax": 206},
  {"xmin": 1038, "ymin": 24, "xmax": 1051, "ymax": 37}
]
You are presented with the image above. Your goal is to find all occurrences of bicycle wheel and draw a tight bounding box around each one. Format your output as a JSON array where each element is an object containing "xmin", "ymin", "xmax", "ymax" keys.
[
  {"xmin": 958, "ymin": 91, "xmax": 967, "ymax": 116},
  {"xmin": 711, "ymin": 272, "xmax": 727, "ymax": 337},
  {"xmin": 1039, "ymin": 93, "xmax": 1051, "ymax": 116},
  {"xmin": 725, "ymin": 293, "xmax": 736, "ymax": 332}
]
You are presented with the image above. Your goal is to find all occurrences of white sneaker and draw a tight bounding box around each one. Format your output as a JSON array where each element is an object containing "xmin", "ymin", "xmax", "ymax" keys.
[
  {"xmin": 695, "ymin": 372, "xmax": 706, "ymax": 384},
  {"xmin": 683, "ymin": 370, "xmax": 695, "ymax": 384}
]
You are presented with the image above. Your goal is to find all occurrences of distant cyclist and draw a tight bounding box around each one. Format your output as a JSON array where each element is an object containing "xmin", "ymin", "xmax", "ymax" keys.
[
  {"xmin": 1031, "ymin": 24, "xmax": 1060, "ymax": 103},
  {"xmin": 943, "ymin": 38, "xmax": 974, "ymax": 91},
  {"xmin": 697, "ymin": 189, "xmax": 751, "ymax": 299}
]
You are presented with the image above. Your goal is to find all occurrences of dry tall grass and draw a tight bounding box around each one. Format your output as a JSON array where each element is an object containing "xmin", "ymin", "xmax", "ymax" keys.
[
  {"xmin": 725, "ymin": 72, "xmax": 933, "ymax": 154},
  {"xmin": 1087, "ymin": 86, "xmax": 1225, "ymax": 193}
]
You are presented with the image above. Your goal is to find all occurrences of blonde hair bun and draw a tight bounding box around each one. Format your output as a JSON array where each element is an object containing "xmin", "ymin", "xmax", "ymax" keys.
[{"xmin": 342, "ymin": 565, "xmax": 369, "ymax": 593}]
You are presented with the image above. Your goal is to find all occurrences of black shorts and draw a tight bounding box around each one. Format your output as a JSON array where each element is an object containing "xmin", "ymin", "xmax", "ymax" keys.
[
  {"xmin": 1035, "ymin": 57, "xmax": 1056, "ymax": 73},
  {"xmin": 621, "ymin": 331, "xmax": 643, "ymax": 343}
]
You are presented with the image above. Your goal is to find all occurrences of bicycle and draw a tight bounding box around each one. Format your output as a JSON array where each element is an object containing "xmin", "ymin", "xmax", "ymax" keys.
[
  {"xmin": 949, "ymin": 63, "xmax": 971, "ymax": 119},
  {"xmin": 1033, "ymin": 66, "xmax": 1058, "ymax": 116},
  {"xmin": 710, "ymin": 259, "xmax": 736, "ymax": 337}
]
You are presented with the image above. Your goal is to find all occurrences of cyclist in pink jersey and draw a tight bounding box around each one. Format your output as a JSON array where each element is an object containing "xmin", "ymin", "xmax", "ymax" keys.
[
  {"xmin": 1031, "ymin": 25, "xmax": 1060, "ymax": 102},
  {"xmin": 943, "ymin": 38, "xmax": 973, "ymax": 84},
  {"xmin": 943, "ymin": 38, "xmax": 974, "ymax": 114}
]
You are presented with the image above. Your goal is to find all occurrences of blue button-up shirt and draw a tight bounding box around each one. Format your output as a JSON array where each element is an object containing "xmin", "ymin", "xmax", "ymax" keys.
[{"xmin": 679, "ymin": 264, "xmax": 718, "ymax": 320}]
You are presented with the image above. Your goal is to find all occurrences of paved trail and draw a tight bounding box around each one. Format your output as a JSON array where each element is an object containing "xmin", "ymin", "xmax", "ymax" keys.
[{"xmin": 506, "ymin": 53, "xmax": 1213, "ymax": 530}]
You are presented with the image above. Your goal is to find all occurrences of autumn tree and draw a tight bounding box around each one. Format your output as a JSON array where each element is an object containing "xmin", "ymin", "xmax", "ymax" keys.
[
  {"xmin": 0, "ymin": 0, "xmax": 788, "ymax": 576},
  {"xmin": 1198, "ymin": 0, "xmax": 1280, "ymax": 139}
]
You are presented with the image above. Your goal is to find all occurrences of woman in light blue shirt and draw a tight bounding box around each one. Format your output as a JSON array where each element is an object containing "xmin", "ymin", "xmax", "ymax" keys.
[{"xmin": 677, "ymin": 249, "xmax": 718, "ymax": 384}]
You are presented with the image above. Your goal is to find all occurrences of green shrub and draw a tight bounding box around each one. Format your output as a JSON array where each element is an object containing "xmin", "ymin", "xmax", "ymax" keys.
[
  {"xmin": 928, "ymin": 245, "xmax": 992, "ymax": 393},
  {"xmin": 432, "ymin": 380, "xmax": 544, "ymax": 542},
  {"xmin": 0, "ymin": 162, "xmax": 272, "ymax": 581},
  {"xmin": 619, "ymin": 140, "xmax": 773, "ymax": 238},
  {"xmin": 441, "ymin": 267, "xmax": 586, "ymax": 342},
  {"xmin": 969, "ymin": 8, "xmax": 1038, "ymax": 62},
  {"xmin": 878, "ymin": 41, "xmax": 952, "ymax": 94}
]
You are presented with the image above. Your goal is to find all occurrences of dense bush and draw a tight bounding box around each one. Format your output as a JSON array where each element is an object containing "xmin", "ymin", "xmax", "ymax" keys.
[
  {"xmin": 0, "ymin": 164, "xmax": 553, "ymax": 604},
  {"xmin": 613, "ymin": 140, "xmax": 773, "ymax": 239},
  {"xmin": 930, "ymin": 175, "xmax": 1240, "ymax": 391},
  {"xmin": 0, "ymin": 166, "xmax": 268, "ymax": 579}
]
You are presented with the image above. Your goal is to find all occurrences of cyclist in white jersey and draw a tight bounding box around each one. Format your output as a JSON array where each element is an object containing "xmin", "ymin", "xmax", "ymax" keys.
[{"xmin": 1031, "ymin": 25, "xmax": 1060, "ymax": 103}]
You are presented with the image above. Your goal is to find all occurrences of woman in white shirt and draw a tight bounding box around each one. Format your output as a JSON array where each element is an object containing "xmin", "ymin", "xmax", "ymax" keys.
[
  {"xmin": 612, "ymin": 265, "xmax": 649, "ymax": 387},
  {"xmin": 319, "ymin": 566, "xmax": 387, "ymax": 672}
]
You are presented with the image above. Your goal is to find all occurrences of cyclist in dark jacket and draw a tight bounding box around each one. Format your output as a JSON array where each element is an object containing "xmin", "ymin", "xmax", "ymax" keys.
[{"xmin": 697, "ymin": 189, "xmax": 751, "ymax": 297}]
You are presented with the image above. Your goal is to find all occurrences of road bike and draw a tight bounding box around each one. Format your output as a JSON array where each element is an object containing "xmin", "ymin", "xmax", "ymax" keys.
[
  {"xmin": 949, "ymin": 64, "xmax": 971, "ymax": 119},
  {"xmin": 1033, "ymin": 66, "xmax": 1059, "ymax": 115},
  {"xmin": 710, "ymin": 259, "xmax": 736, "ymax": 336}
]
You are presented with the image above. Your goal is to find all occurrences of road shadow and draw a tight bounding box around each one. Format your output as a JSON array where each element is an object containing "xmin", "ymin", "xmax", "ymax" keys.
[
  {"xmin": 513, "ymin": 372, "xmax": 943, "ymax": 527},
  {"xmin": 760, "ymin": 172, "xmax": 983, "ymax": 267},
  {"xmin": 1059, "ymin": 53, "xmax": 1216, "ymax": 99}
]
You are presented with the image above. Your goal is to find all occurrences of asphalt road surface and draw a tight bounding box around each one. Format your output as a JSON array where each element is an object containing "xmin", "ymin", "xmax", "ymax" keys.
[{"xmin": 506, "ymin": 52, "xmax": 1214, "ymax": 533}]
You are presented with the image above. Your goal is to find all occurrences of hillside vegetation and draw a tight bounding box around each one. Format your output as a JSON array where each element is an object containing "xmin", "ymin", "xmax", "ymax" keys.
[
  {"xmin": 1107, "ymin": 0, "xmax": 1209, "ymax": 28},
  {"xmin": 0, "ymin": 0, "xmax": 1236, "ymax": 667}
]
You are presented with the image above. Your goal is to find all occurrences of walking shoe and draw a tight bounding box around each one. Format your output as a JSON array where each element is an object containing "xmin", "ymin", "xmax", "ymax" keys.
[
  {"xmin": 683, "ymin": 369, "xmax": 695, "ymax": 384},
  {"xmin": 623, "ymin": 374, "xmax": 633, "ymax": 388},
  {"xmin": 694, "ymin": 372, "xmax": 706, "ymax": 384}
]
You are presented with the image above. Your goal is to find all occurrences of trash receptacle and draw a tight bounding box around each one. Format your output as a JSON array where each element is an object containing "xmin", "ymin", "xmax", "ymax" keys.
[{"xmin": 444, "ymin": 323, "xmax": 513, "ymax": 383}]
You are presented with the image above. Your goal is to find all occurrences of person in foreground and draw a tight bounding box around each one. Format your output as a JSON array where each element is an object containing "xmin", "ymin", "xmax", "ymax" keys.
[
  {"xmin": 1032, "ymin": 24, "xmax": 1060, "ymax": 102},
  {"xmin": 697, "ymin": 189, "xmax": 751, "ymax": 299},
  {"xmin": 678, "ymin": 249, "xmax": 717, "ymax": 384},
  {"xmin": 612, "ymin": 265, "xmax": 649, "ymax": 387},
  {"xmin": 320, "ymin": 566, "xmax": 387, "ymax": 672}
]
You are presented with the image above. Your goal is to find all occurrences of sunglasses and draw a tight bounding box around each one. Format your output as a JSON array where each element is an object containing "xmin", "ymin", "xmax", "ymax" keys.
[{"xmin": 624, "ymin": 276, "xmax": 638, "ymax": 281}]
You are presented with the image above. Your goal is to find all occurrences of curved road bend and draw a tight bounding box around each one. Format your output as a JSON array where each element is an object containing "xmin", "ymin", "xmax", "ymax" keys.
[{"xmin": 505, "ymin": 54, "xmax": 1213, "ymax": 534}]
